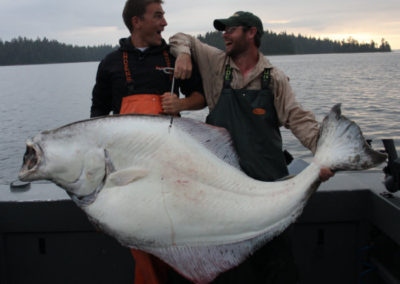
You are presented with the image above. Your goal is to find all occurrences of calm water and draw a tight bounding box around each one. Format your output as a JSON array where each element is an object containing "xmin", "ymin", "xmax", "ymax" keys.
[{"xmin": 1, "ymin": 52, "xmax": 399, "ymax": 184}]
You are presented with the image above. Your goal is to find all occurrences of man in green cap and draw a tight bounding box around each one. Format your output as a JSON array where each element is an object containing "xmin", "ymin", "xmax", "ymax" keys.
[{"xmin": 169, "ymin": 11, "xmax": 333, "ymax": 283}]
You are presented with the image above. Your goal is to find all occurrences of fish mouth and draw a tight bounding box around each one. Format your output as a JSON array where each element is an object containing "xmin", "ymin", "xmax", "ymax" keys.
[{"xmin": 18, "ymin": 141, "xmax": 43, "ymax": 181}]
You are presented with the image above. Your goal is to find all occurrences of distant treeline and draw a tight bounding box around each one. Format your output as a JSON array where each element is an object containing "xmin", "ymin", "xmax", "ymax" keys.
[
  {"xmin": 0, "ymin": 37, "xmax": 116, "ymax": 66},
  {"xmin": 198, "ymin": 30, "xmax": 392, "ymax": 54},
  {"xmin": 0, "ymin": 31, "xmax": 392, "ymax": 66}
]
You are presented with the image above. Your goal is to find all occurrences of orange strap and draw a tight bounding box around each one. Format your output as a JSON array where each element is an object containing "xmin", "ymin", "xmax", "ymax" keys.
[
  {"xmin": 120, "ymin": 94, "xmax": 163, "ymax": 115},
  {"xmin": 123, "ymin": 51, "xmax": 133, "ymax": 83},
  {"xmin": 123, "ymin": 50, "xmax": 172, "ymax": 84}
]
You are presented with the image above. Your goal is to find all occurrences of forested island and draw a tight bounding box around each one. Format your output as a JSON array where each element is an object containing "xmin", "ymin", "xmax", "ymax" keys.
[
  {"xmin": 199, "ymin": 31, "xmax": 392, "ymax": 55},
  {"xmin": 0, "ymin": 31, "xmax": 391, "ymax": 66},
  {"xmin": 0, "ymin": 37, "xmax": 115, "ymax": 66}
]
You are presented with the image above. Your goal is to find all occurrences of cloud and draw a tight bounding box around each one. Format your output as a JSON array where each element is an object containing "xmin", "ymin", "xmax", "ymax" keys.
[
  {"xmin": 265, "ymin": 20, "xmax": 291, "ymax": 25},
  {"xmin": 58, "ymin": 26, "xmax": 126, "ymax": 46},
  {"xmin": 0, "ymin": 0, "xmax": 399, "ymax": 49}
]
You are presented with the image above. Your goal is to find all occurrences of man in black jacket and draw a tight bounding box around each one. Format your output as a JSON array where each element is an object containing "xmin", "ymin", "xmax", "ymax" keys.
[
  {"xmin": 90, "ymin": 1, "xmax": 205, "ymax": 283},
  {"xmin": 91, "ymin": 0, "xmax": 204, "ymax": 118}
]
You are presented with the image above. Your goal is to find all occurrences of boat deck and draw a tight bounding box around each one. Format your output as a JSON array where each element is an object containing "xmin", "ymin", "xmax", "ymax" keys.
[{"xmin": 1, "ymin": 170, "xmax": 399, "ymax": 284}]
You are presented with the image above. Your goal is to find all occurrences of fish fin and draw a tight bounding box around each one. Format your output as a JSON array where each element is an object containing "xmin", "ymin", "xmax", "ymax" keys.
[
  {"xmin": 146, "ymin": 231, "xmax": 282, "ymax": 284},
  {"xmin": 175, "ymin": 118, "xmax": 241, "ymax": 169},
  {"xmin": 104, "ymin": 149, "xmax": 116, "ymax": 174},
  {"xmin": 314, "ymin": 104, "xmax": 387, "ymax": 171},
  {"xmin": 147, "ymin": 243, "xmax": 248, "ymax": 284},
  {"xmin": 107, "ymin": 167, "xmax": 149, "ymax": 187},
  {"xmin": 277, "ymin": 174, "xmax": 296, "ymax": 181}
]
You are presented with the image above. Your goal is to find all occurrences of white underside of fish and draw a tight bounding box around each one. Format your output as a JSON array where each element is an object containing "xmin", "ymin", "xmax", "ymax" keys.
[
  {"xmin": 79, "ymin": 118, "xmax": 320, "ymax": 283},
  {"xmin": 18, "ymin": 106, "xmax": 387, "ymax": 283}
]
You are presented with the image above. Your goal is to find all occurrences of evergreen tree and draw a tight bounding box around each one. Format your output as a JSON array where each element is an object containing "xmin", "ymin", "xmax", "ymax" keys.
[
  {"xmin": 195, "ymin": 30, "xmax": 391, "ymax": 55},
  {"xmin": 0, "ymin": 37, "xmax": 116, "ymax": 66},
  {"xmin": 0, "ymin": 33, "xmax": 392, "ymax": 66}
]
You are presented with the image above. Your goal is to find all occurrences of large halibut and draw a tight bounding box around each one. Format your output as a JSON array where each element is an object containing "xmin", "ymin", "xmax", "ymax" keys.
[{"xmin": 18, "ymin": 104, "xmax": 386, "ymax": 283}]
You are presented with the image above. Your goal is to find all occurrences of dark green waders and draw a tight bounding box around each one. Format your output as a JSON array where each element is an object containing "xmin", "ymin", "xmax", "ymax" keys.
[{"xmin": 207, "ymin": 66, "xmax": 298, "ymax": 284}]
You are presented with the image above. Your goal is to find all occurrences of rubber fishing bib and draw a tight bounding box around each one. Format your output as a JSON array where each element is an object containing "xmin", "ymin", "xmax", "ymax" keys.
[
  {"xmin": 206, "ymin": 66, "xmax": 288, "ymax": 181},
  {"xmin": 120, "ymin": 50, "xmax": 172, "ymax": 115}
]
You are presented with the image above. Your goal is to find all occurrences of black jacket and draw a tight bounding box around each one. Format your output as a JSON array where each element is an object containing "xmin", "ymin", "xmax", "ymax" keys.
[{"xmin": 91, "ymin": 37, "xmax": 203, "ymax": 117}]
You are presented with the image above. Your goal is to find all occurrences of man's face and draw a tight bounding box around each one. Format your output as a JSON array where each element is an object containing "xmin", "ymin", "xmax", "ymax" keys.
[
  {"xmin": 134, "ymin": 3, "xmax": 167, "ymax": 47},
  {"xmin": 223, "ymin": 26, "xmax": 250, "ymax": 57}
]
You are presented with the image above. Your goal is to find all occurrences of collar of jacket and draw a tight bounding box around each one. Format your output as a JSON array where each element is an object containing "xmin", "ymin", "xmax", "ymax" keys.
[
  {"xmin": 222, "ymin": 51, "xmax": 275, "ymax": 87},
  {"xmin": 118, "ymin": 37, "xmax": 169, "ymax": 55}
]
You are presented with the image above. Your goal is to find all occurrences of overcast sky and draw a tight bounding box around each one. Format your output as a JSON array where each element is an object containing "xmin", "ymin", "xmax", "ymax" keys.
[{"xmin": 1, "ymin": 0, "xmax": 399, "ymax": 49}]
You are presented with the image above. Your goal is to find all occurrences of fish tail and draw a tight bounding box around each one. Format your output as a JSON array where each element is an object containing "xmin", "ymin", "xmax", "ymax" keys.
[{"xmin": 313, "ymin": 104, "xmax": 387, "ymax": 171}]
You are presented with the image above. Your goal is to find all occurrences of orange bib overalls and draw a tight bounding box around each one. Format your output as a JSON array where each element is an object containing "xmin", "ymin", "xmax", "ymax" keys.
[{"xmin": 122, "ymin": 50, "xmax": 173, "ymax": 284}]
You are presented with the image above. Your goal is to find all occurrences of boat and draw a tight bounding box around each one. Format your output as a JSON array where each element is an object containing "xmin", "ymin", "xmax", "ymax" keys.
[{"xmin": 1, "ymin": 140, "xmax": 399, "ymax": 284}]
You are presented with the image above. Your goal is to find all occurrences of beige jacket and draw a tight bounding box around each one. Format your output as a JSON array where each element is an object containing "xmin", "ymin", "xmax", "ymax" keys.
[{"xmin": 169, "ymin": 33, "xmax": 320, "ymax": 153}]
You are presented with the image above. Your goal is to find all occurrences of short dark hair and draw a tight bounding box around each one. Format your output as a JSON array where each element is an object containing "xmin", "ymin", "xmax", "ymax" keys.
[
  {"xmin": 242, "ymin": 26, "xmax": 262, "ymax": 48},
  {"xmin": 254, "ymin": 32, "xmax": 261, "ymax": 48},
  {"xmin": 122, "ymin": 0, "xmax": 164, "ymax": 32}
]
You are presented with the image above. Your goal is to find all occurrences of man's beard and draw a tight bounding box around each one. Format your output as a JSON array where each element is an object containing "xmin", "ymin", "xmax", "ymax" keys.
[{"xmin": 226, "ymin": 34, "xmax": 249, "ymax": 58}]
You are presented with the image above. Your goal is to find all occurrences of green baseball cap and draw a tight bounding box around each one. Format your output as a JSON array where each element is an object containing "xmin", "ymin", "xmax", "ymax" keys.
[{"xmin": 214, "ymin": 11, "xmax": 264, "ymax": 36}]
